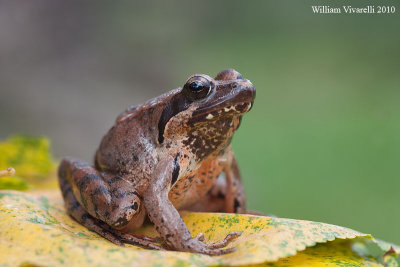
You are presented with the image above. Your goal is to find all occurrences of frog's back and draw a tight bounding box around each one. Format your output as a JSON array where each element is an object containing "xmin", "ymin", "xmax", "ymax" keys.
[{"xmin": 94, "ymin": 88, "xmax": 181, "ymax": 182}]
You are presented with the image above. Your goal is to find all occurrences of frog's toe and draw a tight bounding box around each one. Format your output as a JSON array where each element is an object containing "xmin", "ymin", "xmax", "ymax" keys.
[
  {"xmin": 133, "ymin": 234, "xmax": 162, "ymax": 243},
  {"xmin": 121, "ymin": 236, "xmax": 165, "ymax": 251},
  {"xmin": 204, "ymin": 231, "xmax": 241, "ymax": 249},
  {"xmin": 204, "ymin": 246, "xmax": 237, "ymax": 256},
  {"xmin": 111, "ymin": 230, "xmax": 166, "ymax": 250}
]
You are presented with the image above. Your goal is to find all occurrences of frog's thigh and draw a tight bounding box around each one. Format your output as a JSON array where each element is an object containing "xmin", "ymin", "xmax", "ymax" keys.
[
  {"xmin": 185, "ymin": 166, "xmax": 246, "ymax": 214},
  {"xmin": 58, "ymin": 171, "xmax": 125, "ymax": 245},
  {"xmin": 184, "ymin": 176, "xmax": 227, "ymax": 212},
  {"xmin": 58, "ymin": 157, "xmax": 143, "ymax": 230},
  {"xmin": 223, "ymin": 156, "xmax": 246, "ymax": 213}
]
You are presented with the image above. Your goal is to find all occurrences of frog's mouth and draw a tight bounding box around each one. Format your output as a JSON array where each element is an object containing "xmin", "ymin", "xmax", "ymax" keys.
[
  {"xmin": 206, "ymin": 101, "xmax": 252, "ymax": 117},
  {"xmin": 189, "ymin": 79, "xmax": 255, "ymax": 123},
  {"xmin": 189, "ymin": 101, "xmax": 252, "ymax": 124}
]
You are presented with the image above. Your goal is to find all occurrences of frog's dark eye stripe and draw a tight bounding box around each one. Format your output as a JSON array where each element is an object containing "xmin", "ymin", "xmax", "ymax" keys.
[
  {"xmin": 158, "ymin": 94, "xmax": 189, "ymax": 144},
  {"xmin": 158, "ymin": 76, "xmax": 213, "ymax": 144},
  {"xmin": 183, "ymin": 76, "xmax": 212, "ymax": 101}
]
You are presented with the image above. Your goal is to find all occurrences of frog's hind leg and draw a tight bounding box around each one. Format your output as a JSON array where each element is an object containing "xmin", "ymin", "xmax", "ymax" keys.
[
  {"xmin": 186, "ymin": 175, "xmax": 271, "ymax": 216},
  {"xmin": 58, "ymin": 174, "xmax": 124, "ymax": 245},
  {"xmin": 184, "ymin": 176, "xmax": 227, "ymax": 213},
  {"xmin": 186, "ymin": 153, "xmax": 246, "ymax": 214},
  {"xmin": 58, "ymin": 157, "xmax": 164, "ymax": 250},
  {"xmin": 186, "ymin": 175, "xmax": 272, "ymax": 217}
]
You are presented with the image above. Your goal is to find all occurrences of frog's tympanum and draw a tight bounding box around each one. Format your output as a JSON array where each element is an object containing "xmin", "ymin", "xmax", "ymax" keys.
[{"xmin": 58, "ymin": 69, "xmax": 255, "ymax": 255}]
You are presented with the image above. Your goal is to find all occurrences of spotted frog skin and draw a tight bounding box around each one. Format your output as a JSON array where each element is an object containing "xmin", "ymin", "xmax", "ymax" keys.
[{"xmin": 58, "ymin": 69, "xmax": 255, "ymax": 255}]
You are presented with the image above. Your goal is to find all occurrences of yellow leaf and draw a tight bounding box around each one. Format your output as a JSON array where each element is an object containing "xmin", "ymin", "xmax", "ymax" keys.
[
  {"xmin": 0, "ymin": 135, "xmax": 57, "ymax": 190},
  {"xmin": 0, "ymin": 190, "xmax": 379, "ymax": 267},
  {"xmin": 258, "ymin": 241, "xmax": 382, "ymax": 266},
  {"xmin": 0, "ymin": 135, "xmax": 398, "ymax": 266}
]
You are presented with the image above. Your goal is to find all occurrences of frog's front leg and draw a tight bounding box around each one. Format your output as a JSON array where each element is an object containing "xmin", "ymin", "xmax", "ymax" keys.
[
  {"xmin": 144, "ymin": 156, "xmax": 241, "ymax": 255},
  {"xmin": 58, "ymin": 158, "xmax": 163, "ymax": 250}
]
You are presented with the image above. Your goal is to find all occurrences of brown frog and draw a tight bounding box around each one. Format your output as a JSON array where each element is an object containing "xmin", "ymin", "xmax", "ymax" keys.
[{"xmin": 58, "ymin": 69, "xmax": 255, "ymax": 255}]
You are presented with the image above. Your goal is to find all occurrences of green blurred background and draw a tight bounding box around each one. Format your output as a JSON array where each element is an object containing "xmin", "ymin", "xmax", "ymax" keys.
[{"xmin": 0, "ymin": 1, "xmax": 399, "ymax": 243}]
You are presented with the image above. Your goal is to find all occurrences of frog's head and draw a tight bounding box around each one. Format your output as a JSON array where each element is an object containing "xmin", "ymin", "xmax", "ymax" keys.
[
  {"xmin": 184, "ymin": 69, "xmax": 255, "ymax": 123},
  {"xmin": 158, "ymin": 69, "xmax": 255, "ymax": 153}
]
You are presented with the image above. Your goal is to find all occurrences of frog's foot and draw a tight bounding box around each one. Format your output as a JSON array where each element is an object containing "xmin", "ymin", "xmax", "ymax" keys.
[
  {"xmin": 185, "ymin": 231, "xmax": 241, "ymax": 256},
  {"xmin": 202, "ymin": 231, "xmax": 241, "ymax": 250},
  {"xmin": 109, "ymin": 229, "xmax": 165, "ymax": 250}
]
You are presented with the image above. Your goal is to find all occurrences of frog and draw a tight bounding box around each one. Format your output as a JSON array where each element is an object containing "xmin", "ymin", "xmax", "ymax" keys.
[{"xmin": 58, "ymin": 69, "xmax": 255, "ymax": 255}]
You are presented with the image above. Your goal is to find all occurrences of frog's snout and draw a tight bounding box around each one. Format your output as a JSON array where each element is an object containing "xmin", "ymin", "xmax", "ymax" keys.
[
  {"xmin": 247, "ymin": 81, "xmax": 256, "ymax": 111},
  {"xmin": 215, "ymin": 69, "xmax": 243, "ymax": 81},
  {"xmin": 215, "ymin": 69, "xmax": 255, "ymax": 105},
  {"xmin": 236, "ymin": 79, "xmax": 255, "ymax": 109}
]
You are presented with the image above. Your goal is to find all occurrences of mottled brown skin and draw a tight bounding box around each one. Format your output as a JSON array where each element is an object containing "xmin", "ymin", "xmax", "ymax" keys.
[{"xmin": 58, "ymin": 69, "xmax": 255, "ymax": 255}]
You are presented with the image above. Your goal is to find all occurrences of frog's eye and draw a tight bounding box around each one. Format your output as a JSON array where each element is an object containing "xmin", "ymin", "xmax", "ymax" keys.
[{"xmin": 183, "ymin": 76, "xmax": 212, "ymax": 101}]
